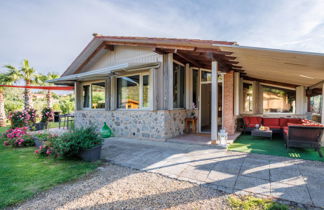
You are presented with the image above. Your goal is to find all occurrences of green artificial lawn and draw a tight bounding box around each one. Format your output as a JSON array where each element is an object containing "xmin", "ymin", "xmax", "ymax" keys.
[
  {"xmin": 228, "ymin": 134, "xmax": 324, "ymax": 162},
  {"xmin": 0, "ymin": 143, "xmax": 100, "ymax": 208}
]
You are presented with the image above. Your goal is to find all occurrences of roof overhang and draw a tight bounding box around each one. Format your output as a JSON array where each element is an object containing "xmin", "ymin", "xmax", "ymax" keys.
[
  {"xmin": 61, "ymin": 36, "xmax": 238, "ymax": 77},
  {"xmin": 49, "ymin": 62, "xmax": 160, "ymax": 85},
  {"xmin": 213, "ymin": 44, "xmax": 324, "ymax": 87}
]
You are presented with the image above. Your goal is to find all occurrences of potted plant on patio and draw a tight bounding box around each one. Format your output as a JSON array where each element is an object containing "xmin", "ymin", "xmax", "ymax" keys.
[
  {"xmin": 38, "ymin": 107, "xmax": 54, "ymax": 130},
  {"xmin": 53, "ymin": 126, "xmax": 103, "ymax": 161}
]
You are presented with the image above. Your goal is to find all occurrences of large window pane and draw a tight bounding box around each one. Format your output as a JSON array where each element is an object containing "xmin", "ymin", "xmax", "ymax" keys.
[
  {"xmin": 91, "ymin": 82, "xmax": 105, "ymax": 109},
  {"xmin": 243, "ymin": 83, "xmax": 253, "ymax": 112},
  {"xmin": 201, "ymin": 71, "xmax": 211, "ymax": 82},
  {"xmin": 262, "ymin": 86, "xmax": 296, "ymax": 113},
  {"xmin": 117, "ymin": 75, "xmax": 140, "ymax": 109},
  {"xmin": 192, "ymin": 70, "xmax": 199, "ymax": 108},
  {"xmin": 142, "ymin": 75, "xmax": 150, "ymax": 108},
  {"xmin": 310, "ymin": 95, "xmax": 322, "ymax": 114},
  {"xmin": 83, "ymin": 85, "xmax": 90, "ymax": 108},
  {"xmin": 173, "ymin": 63, "xmax": 185, "ymax": 108}
]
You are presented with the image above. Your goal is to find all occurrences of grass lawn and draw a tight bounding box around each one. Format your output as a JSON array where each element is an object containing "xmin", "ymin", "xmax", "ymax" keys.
[
  {"xmin": 228, "ymin": 134, "xmax": 324, "ymax": 162},
  {"xmin": 0, "ymin": 142, "xmax": 100, "ymax": 208},
  {"xmin": 228, "ymin": 195, "xmax": 289, "ymax": 210}
]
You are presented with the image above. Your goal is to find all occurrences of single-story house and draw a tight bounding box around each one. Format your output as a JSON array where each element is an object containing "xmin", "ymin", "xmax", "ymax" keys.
[{"xmin": 51, "ymin": 35, "xmax": 324, "ymax": 141}]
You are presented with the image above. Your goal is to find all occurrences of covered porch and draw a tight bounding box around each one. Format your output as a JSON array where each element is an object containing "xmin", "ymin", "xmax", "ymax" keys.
[{"xmin": 168, "ymin": 43, "xmax": 324, "ymax": 148}]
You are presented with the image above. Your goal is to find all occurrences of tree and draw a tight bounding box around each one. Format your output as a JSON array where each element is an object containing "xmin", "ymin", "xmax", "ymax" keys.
[
  {"xmin": 35, "ymin": 73, "xmax": 60, "ymax": 108},
  {"xmin": 0, "ymin": 73, "xmax": 16, "ymax": 127},
  {"xmin": 5, "ymin": 59, "xmax": 38, "ymax": 110}
]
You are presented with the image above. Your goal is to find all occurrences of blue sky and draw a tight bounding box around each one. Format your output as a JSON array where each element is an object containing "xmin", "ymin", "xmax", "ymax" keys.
[{"xmin": 0, "ymin": 0, "xmax": 324, "ymax": 75}]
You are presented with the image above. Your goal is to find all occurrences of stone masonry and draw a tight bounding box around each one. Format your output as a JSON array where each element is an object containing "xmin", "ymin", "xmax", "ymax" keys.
[{"xmin": 74, "ymin": 109, "xmax": 193, "ymax": 140}]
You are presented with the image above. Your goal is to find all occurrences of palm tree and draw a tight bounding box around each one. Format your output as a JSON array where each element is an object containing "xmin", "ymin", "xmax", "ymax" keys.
[
  {"xmin": 5, "ymin": 59, "xmax": 37, "ymax": 110},
  {"xmin": 0, "ymin": 73, "xmax": 16, "ymax": 127},
  {"xmin": 35, "ymin": 73, "xmax": 60, "ymax": 107}
]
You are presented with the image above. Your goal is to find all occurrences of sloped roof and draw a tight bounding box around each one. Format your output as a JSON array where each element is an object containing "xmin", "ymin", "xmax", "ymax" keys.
[{"xmin": 61, "ymin": 35, "xmax": 237, "ymax": 77}]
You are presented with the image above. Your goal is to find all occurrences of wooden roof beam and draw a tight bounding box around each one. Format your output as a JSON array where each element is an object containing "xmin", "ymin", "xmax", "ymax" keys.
[{"xmin": 176, "ymin": 52, "xmax": 202, "ymax": 67}]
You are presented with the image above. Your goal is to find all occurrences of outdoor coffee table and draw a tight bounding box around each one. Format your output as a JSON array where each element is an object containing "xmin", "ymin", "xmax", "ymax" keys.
[{"xmin": 251, "ymin": 129, "xmax": 273, "ymax": 140}]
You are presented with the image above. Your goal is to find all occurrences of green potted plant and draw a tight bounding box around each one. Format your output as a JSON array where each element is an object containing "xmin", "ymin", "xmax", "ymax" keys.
[
  {"xmin": 53, "ymin": 126, "xmax": 103, "ymax": 161},
  {"xmin": 38, "ymin": 107, "xmax": 54, "ymax": 130}
]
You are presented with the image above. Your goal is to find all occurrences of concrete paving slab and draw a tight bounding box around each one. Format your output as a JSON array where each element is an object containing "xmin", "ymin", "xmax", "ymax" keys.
[
  {"xmin": 101, "ymin": 137, "xmax": 324, "ymax": 208},
  {"xmin": 234, "ymin": 175, "xmax": 271, "ymax": 196},
  {"xmin": 271, "ymin": 181, "xmax": 312, "ymax": 205}
]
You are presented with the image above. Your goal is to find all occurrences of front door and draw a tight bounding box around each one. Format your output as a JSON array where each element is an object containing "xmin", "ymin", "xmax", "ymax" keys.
[{"xmin": 201, "ymin": 83, "xmax": 211, "ymax": 132}]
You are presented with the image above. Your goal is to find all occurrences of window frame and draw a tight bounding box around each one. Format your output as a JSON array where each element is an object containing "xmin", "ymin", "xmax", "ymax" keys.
[
  {"xmin": 116, "ymin": 71, "xmax": 152, "ymax": 110},
  {"xmin": 261, "ymin": 83, "xmax": 296, "ymax": 114},
  {"xmin": 81, "ymin": 80, "xmax": 106, "ymax": 110},
  {"xmin": 241, "ymin": 80, "xmax": 254, "ymax": 114},
  {"xmin": 173, "ymin": 62, "xmax": 186, "ymax": 109}
]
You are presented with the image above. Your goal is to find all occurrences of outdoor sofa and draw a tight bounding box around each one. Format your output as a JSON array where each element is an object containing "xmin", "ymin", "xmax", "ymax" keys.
[
  {"xmin": 243, "ymin": 116, "xmax": 324, "ymax": 157},
  {"xmin": 284, "ymin": 123, "xmax": 324, "ymax": 157},
  {"xmin": 243, "ymin": 116, "xmax": 303, "ymax": 134}
]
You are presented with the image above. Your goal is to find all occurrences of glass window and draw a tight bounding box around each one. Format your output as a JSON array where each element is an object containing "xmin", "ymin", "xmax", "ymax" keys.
[
  {"xmin": 91, "ymin": 82, "xmax": 105, "ymax": 109},
  {"xmin": 262, "ymin": 85, "xmax": 296, "ymax": 113},
  {"xmin": 82, "ymin": 85, "xmax": 90, "ymax": 108},
  {"xmin": 173, "ymin": 63, "xmax": 185, "ymax": 108},
  {"xmin": 117, "ymin": 75, "xmax": 140, "ymax": 109},
  {"xmin": 192, "ymin": 69, "xmax": 199, "ymax": 108},
  {"xmin": 117, "ymin": 73, "xmax": 150, "ymax": 109},
  {"xmin": 142, "ymin": 75, "xmax": 150, "ymax": 108},
  {"xmin": 310, "ymin": 95, "xmax": 322, "ymax": 114},
  {"xmin": 243, "ymin": 83, "xmax": 253, "ymax": 113},
  {"xmin": 201, "ymin": 71, "xmax": 211, "ymax": 82}
]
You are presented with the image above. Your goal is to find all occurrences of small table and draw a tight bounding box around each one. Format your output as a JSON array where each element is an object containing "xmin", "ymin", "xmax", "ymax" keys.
[
  {"xmin": 185, "ymin": 117, "xmax": 197, "ymax": 134},
  {"xmin": 251, "ymin": 129, "xmax": 273, "ymax": 140}
]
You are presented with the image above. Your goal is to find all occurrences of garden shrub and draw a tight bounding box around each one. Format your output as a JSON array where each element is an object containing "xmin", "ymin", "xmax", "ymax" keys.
[
  {"xmin": 52, "ymin": 126, "xmax": 103, "ymax": 158},
  {"xmin": 8, "ymin": 110, "xmax": 31, "ymax": 128},
  {"xmin": 2, "ymin": 127, "xmax": 35, "ymax": 147},
  {"xmin": 41, "ymin": 107, "xmax": 54, "ymax": 123}
]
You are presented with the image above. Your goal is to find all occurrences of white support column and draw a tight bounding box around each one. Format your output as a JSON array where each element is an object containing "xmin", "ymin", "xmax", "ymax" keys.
[
  {"xmin": 322, "ymin": 83, "xmax": 324, "ymax": 124},
  {"xmin": 234, "ymin": 72, "xmax": 240, "ymax": 116},
  {"xmin": 211, "ymin": 61, "xmax": 218, "ymax": 142},
  {"xmin": 221, "ymin": 73, "xmax": 225, "ymax": 129},
  {"xmin": 296, "ymin": 86, "xmax": 306, "ymax": 115},
  {"xmin": 185, "ymin": 63, "xmax": 192, "ymax": 109}
]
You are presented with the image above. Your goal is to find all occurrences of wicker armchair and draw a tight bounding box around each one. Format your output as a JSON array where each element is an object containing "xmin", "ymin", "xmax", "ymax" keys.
[{"xmin": 284, "ymin": 125, "xmax": 324, "ymax": 157}]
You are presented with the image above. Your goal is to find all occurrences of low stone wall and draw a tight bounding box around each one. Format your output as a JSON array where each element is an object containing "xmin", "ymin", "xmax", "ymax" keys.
[{"xmin": 74, "ymin": 109, "xmax": 191, "ymax": 140}]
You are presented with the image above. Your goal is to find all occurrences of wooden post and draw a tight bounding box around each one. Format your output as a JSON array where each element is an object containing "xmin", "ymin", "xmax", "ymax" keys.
[
  {"xmin": 105, "ymin": 77, "xmax": 111, "ymax": 111},
  {"xmin": 211, "ymin": 61, "xmax": 218, "ymax": 143}
]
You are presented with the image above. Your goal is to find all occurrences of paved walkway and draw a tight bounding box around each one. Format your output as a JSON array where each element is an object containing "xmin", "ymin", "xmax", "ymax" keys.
[{"xmin": 102, "ymin": 137, "xmax": 324, "ymax": 208}]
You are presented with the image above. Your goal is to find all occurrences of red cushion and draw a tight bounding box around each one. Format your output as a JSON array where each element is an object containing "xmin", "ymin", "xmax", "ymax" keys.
[
  {"xmin": 263, "ymin": 118, "xmax": 280, "ymax": 126},
  {"xmin": 279, "ymin": 118, "xmax": 289, "ymax": 127},
  {"xmin": 283, "ymin": 129, "xmax": 288, "ymax": 135},
  {"xmin": 287, "ymin": 118, "xmax": 302, "ymax": 124},
  {"xmin": 247, "ymin": 124, "xmax": 258, "ymax": 128},
  {"xmin": 267, "ymin": 125, "xmax": 281, "ymax": 129},
  {"xmin": 243, "ymin": 117, "xmax": 250, "ymax": 125},
  {"xmin": 249, "ymin": 117, "xmax": 262, "ymax": 125}
]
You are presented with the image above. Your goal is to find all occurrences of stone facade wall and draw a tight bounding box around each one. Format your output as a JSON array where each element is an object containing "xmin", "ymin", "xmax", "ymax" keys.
[{"xmin": 74, "ymin": 109, "xmax": 191, "ymax": 140}]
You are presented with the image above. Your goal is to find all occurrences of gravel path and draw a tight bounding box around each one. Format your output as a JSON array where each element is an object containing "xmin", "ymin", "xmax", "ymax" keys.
[{"xmin": 13, "ymin": 164, "xmax": 231, "ymax": 210}]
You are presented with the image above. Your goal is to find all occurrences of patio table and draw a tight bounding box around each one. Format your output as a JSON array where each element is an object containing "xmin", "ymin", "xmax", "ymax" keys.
[{"xmin": 251, "ymin": 129, "xmax": 273, "ymax": 140}]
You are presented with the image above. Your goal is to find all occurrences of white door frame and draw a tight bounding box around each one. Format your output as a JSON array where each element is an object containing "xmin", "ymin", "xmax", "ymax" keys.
[{"xmin": 198, "ymin": 69, "xmax": 212, "ymax": 133}]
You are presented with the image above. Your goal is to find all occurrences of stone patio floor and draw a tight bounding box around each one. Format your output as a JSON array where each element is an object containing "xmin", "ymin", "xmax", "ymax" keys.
[{"xmin": 102, "ymin": 137, "xmax": 324, "ymax": 208}]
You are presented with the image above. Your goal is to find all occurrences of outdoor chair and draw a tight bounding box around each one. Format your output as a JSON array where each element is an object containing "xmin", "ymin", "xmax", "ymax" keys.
[{"xmin": 284, "ymin": 125, "xmax": 324, "ymax": 157}]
